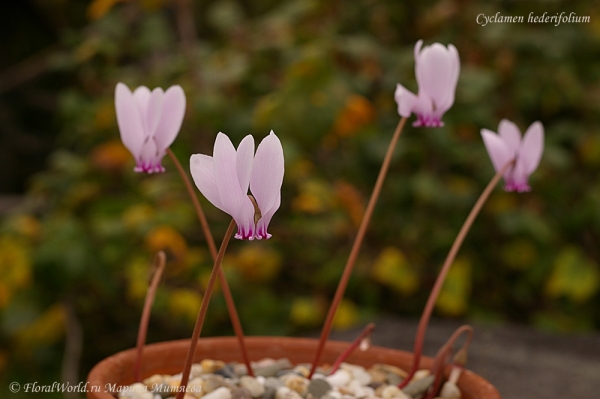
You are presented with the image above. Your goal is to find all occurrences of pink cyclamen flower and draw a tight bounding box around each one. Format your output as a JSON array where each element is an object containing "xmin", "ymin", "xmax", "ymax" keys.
[
  {"xmin": 395, "ymin": 40, "xmax": 460, "ymax": 127},
  {"xmin": 481, "ymin": 119, "xmax": 544, "ymax": 192},
  {"xmin": 115, "ymin": 82, "xmax": 186, "ymax": 173},
  {"xmin": 190, "ymin": 131, "xmax": 284, "ymax": 240}
]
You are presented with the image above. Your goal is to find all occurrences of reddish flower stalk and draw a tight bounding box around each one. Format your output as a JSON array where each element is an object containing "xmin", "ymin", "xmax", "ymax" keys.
[
  {"xmin": 167, "ymin": 149, "xmax": 254, "ymax": 376},
  {"xmin": 330, "ymin": 323, "xmax": 375, "ymax": 374},
  {"xmin": 175, "ymin": 219, "xmax": 236, "ymax": 399},
  {"xmin": 134, "ymin": 251, "xmax": 167, "ymax": 382},
  {"xmin": 423, "ymin": 325, "xmax": 473, "ymax": 399},
  {"xmin": 399, "ymin": 160, "xmax": 514, "ymax": 389},
  {"xmin": 309, "ymin": 117, "xmax": 407, "ymax": 378}
]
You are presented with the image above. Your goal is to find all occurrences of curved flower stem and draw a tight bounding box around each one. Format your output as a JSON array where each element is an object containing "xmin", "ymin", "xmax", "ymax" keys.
[
  {"xmin": 167, "ymin": 149, "xmax": 254, "ymax": 377},
  {"xmin": 399, "ymin": 160, "xmax": 514, "ymax": 389},
  {"xmin": 309, "ymin": 117, "xmax": 407, "ymax": 378},
  {"xmin": 176, "ymin": 219, "xmax": 236, "ymax": 399},
  {"xmin": 424, "ymin": 325, "xmax": 473, "ymax": 399},
  {"xmin": 330, "ymin": 323, "xmax": 375, "ymax": 374},
  {"xmin": 134, "ymin": 251, "xmax": 167, "ymax": 382}
]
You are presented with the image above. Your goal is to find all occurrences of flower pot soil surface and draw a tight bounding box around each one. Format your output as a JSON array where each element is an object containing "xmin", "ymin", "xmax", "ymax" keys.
[{"xmin": 87, "ymin": 336, "xmax": 500, "ymax": 399}]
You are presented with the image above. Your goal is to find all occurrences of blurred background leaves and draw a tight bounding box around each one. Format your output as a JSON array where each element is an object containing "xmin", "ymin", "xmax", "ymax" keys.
[{"xmin": 0, "ymin": 0, "xmax": 599, "ymax": 392}]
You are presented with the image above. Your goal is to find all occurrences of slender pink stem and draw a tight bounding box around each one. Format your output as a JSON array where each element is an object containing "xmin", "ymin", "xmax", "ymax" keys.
[
  {"xmin": 167, "ymin": 149, "xmax": 254, "ymax": 376},
  {"xmin": 330, "ymin": 323, "xmax": 375, "ymax": 374},
  {"xmin": 134, "ymin": 251, "xmax": 167, "ymax": 382},
  {"xmin": 309, "ymin": 117, "xmax": 407, "ymax": 378},
  {"xmin": 175, "ymin": 219, "xmax": 236, "ymax": 399},
  {"xmin": 399, "ymin": 160, "xmax": 514, "ymax": 388}
]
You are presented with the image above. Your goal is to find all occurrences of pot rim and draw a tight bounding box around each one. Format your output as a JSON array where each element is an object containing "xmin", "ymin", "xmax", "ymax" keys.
[{"xmin": 87, "ymin": 336, "xmax": 500, "ymax": 399}]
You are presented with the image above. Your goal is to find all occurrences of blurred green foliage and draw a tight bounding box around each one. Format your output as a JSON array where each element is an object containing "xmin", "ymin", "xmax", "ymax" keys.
[{"xmin": 1, "ymin": 0, "xmax": 600, "ymax": 389}]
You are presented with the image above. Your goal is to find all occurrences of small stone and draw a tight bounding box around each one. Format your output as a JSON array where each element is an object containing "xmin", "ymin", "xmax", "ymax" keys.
[
  {"xmin": 340, "ymin": 364, "xmax": 371, "ymax": 386},
  {"xmin": 263, "ymin": 377, "xmax": 284, "ymax": 399},
  {"xmin": 204, "ymin": 376, "xmax": 227, "ymax": 393},
  {"xmin": 275, "ymin": 386, "xmax": 304, "ymax": 399},
  {"xmin": 232, "ymin": 387, "xmax": 253, "ymax": 399},
  {"xmin": 367, "ymin": 368, "xmax": 387, "ymax": 384},
  {"xmin": 439, "ymin": 381, "xmax": 461, "ymax": 399},
  {"xmin": 325, "ymin": 370, "xmax": 351, "ymax": 388},
  {"xmin": 307, "ymin": 378, "xmax": 332, "ymax": 398},
  {"xmin": 185, "ymin": 378, "xmax": 205, "ymax": 399},
  {"xmin": 240, "ymin": 376, "xmax": 266, "ymax": 398},
  {"xmin": 151, "ymin": 383, "xmax": 174, "ymax": 399},
  {"xmin": 203, "ymin": 386, "xmax": 233, "ymax": 399},
  {"xmin": 143, "ymin": 374, "xmax": 165, "ymax": 388},
  {"xmin": 413, "ymin": 369, "xmax": 431, "ymax": 382},
  {"xmin": 190, "ymin": 364, "xmax": 204, "ymax": 379},
  {"xmin": 214, "ymin": 364, "xmax": 238, "ymax": 379},
  {"xmin": 369, "ymin": 364, "xmax": 408, "ymax": 385},
  {"xmin": 201, "ymin": 359, "xmax": 227, "ymax": 373},
  {"xmin": 281, "ymin": 374, "xmax": 309, "ymax": 396},
  {"xmin": 118, "ymin": 382, "xmax": 153, "ymax": 399},
  {"xmin": 293, "ymin": 365, "xmax": 311, "ymax": 378},
  {"xmin": 377, "ymin": 384, "xmax": 410, "ymax": 399},
  {"xmin": 255, "ymin": 359, "xmax": 293, "ymax": 378},
  {"xmin": 401, "ymin": 375, "xmax": 434, "ymax": 398}
]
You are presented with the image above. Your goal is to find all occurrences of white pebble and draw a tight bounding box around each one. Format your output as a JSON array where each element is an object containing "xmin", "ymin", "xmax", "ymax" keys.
[
  {"xmin": 275, "ymin": 386, "xmax": 304, "ymax": 399},
  {"xmin": 340, "ymin": 364, "xmax": 372, "ymax": 386},
  {"xmin": 118, "ymin": 382, "xmax": 153, "ymax": 399},
  {"xmin": 379, "ymin": 385, "xmax": 410, "ymax": 399},
  {"xmin": 240, "ymin": 375, "xmax": 266, "ymax": 398},
  {"xmin": 202, "ymin": 386, "xmax": 232, "ymax": 399},
  {"xmin": 326, "ymin": 370, "xmax": 351, "ymax": 387}
]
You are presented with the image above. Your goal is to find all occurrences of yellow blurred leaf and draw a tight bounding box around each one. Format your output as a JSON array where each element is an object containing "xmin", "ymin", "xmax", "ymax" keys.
[
  {"xmin": 333, "ymin": 299, "xmax": 360, "ymax": 330},
  {"xmin": 502, "ymin": 239, "xmax": 538, "ymax": 270},
  {"xmin": 168, "ymin": 289, "xmax": 203, "ymax": 324},
  {"xmin": 545, "ymin": 247, "xmax": 600, "ymax": 303},
  {"xmin": 0, "ymin": 236, "xmax": 32, "ymax": 308},
  {"xmin": 91, "ymin": 140, "xmax": 131, "ymax": 171},
  {"xmin": 371, "ymin": 247, "xmax": 419, "ymax": 296},
  {"xmin": 16, "ymin": 304, "xmax": 65, "ymax": 350},
  {"xmin": 435, "ymin": 258, "xmax": 472, "ymax": 316},
  {"xmin": 87, "ymin": 0, "xmax": 124, "ymax": 20},
  {"xmin": 145, "ymin": 225, "xmax": 188, "ymax": 268},
  {"xmin": 334, "ymin": 180, "xmax": 366, "ymax": 228},
  {"xmin": 332, "ymin": 95, "xmax": 375, "ymax": 138},
  {"xmin": 292, "ymin": 180, "xmax": 335, "ymax": 214},
  {"xmin": 123, "ymin": 204, "xmax": 155, "ymax": 230},
  {"xmin": 228, "ymin": 245, "xmax": 282, "ymax": 283},
  {"xmin": 125, "ymin": 256, "xmax": 151, "ymax": 301},
  {"xmin": 290, "ymin": 297, "xmax": 324, "ymax": 327}
]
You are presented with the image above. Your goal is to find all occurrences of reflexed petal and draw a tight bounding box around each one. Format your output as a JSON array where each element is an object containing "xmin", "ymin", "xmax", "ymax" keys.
[
  {"xmin": 115, "ymin": 83, "xmax": 145, "ymax": 158},
  {"xmin": 154, "ymin": 85, "xmax": 186, "ymax": 152},
  {"xmin": 133, "ymin": 86, "xmax": 151, "ymax": 117},
  {"xmin": 213, "ymin": 133, "xmax": 247, "ymax": 217},
  {"xmin": 250, "ymin": 131, "xmax": 285, "ymax": 216},
  {"xmin": 509, "ymin": 156, "xmax": 531, "ymax": 192},
  {"xmin": 520, "ymin": 121, "xmax": 544, "ymax": 174},
  {"xmin": 394, "ymin": 84, "xmax": 418, "ymax": 118},
  {"xmin": 235, "ymin": 198, "xmax": 257, "ymax": 240},
  {"xmin": 417, "ymin": 44, "xmax": 458, "ymax": 113},
  {"xmin": 413, "ymin": 40, "xmax": 424, "ymax": 67},
  {"xmin": 481, "ymin": 129, "xmax": 513, "ymax": 174},
  {"xmin": 498, "ymin": 119, "xmax": 521, "ymax": 156},
  {"xmin": 135, "ymin": 138, "xmax": 160, "ymax": 173},
  {"xmin": 236, "ymin": 135, "xmax": 255, "ymax": 194},
  {"xmin": 255, "ymin": 193, "xmax": 280, "ymax": 240},
  {"xmin": 146, "ymin": 88, "xmax": 164, "ymax": 138},
  {"xmin": 190, "ymin": 154, "xmax": 224, "ymax": 211}
]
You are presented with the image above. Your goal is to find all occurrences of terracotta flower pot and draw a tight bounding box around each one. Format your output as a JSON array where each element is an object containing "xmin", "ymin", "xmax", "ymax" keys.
[{"xmin": 87, "ymin": 336, "xmax": 500, "ymax": 399}]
